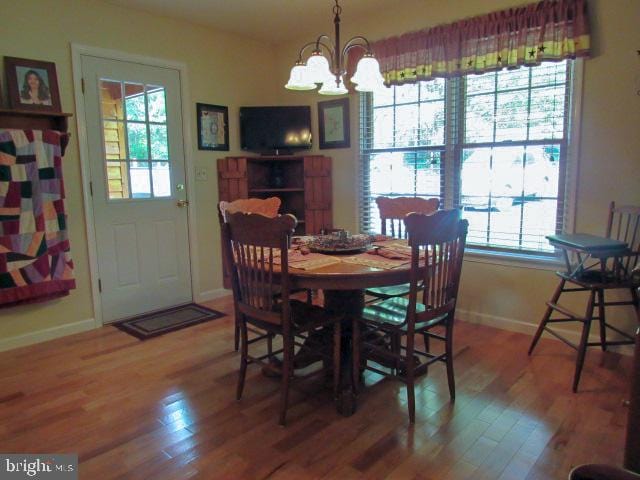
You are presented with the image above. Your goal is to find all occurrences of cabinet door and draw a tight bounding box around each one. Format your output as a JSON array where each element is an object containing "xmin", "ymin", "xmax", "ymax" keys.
[
  {"xmin": 304, "ymin": 156, "xmax": 333, "ymax": 234},
  {"xmin": 217, "ymin": 157, "xmax": 248, "ymax": 201},
  {"xmin": 217, "ymin": 157, "xmax": 249, "ymax": 288}
]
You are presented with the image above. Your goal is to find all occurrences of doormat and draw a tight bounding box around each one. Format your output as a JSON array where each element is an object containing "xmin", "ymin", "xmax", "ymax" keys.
[{"xmin": 113, "ymin": 303, "xmax": 226, "ymax": 340}]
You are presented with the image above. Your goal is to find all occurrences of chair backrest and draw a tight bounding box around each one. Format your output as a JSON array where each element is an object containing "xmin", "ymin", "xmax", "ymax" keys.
[
  {"xmin": 403, "ymin": 209, "xmax": 468, "ymax": 330},
  {"xmin": 606, "ymin": 201, "xmax": 640, "ymax": 272},
  {"xmin": 218, "ymin": 197, "xmax": 282, "ymax": 287},
  {"xmin": 222, "ymin": 211, "xmax": 297, "ymax": 327},
  {"xmin": 218, "ymin": 197, "xmax": 281, "ymax": 222},
  {"xmin": 376, "ymin": 196, "xmax": 439, "ymax": 238}
]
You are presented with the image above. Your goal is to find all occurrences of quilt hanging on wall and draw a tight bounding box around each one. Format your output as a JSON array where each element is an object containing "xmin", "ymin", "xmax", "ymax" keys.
[{"xmin": 0, "ymin": 129, "xmax": 75, "ymax": 307}]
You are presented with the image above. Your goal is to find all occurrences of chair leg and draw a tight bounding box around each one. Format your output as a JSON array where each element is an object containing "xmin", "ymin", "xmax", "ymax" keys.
[
  {"xmin": 445, "ymin": 319, "xmax": 456, "ymax": 400},
  {"xmin": 597, "ymin": 289, "xmax": 607, "ymax": 351},
  {"xmin": 236, "ymin": 320, "xmax": 248, "ymax": 400},
  {"xmin": 631, "ymin": 287, "xmax": 640, "ymax": 316},
  {"xmin": 306, "ymin": 289, "xmax": 314, "ymax": 304},
  {"xmin": 352, "ymin": 318, "xmax": 361, "ymax": 396},
  {"xmin": 279, "ymin": 333, "xmax": 293, "ymax": 426},
  {"xmin": 573, "ymin": 290, "xmax": 596, "ymax": 393},
  {"xmin": 422, "ymin": 332, "xmax": 430, "ymax": 377},
  {"xmin": 405, "ymin": 335, "xmax": 416, "ymax": 424},
  {"xmin": 333, "ymin": 321, "xmax": 342, "ymax": 400},
  {"xmin": 529, "ymin": 278, "xmax": 566, "ymax": 355},
  {"xmin": 234, "ymin": 311, "xmax": 241, "ymax": 352},
  {"xmin": 391, "ymin": 332, "xmax": 401, "ymax": 376}
]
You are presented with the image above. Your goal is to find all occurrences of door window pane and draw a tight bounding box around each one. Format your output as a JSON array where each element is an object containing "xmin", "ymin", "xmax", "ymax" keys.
[
  {"xmin": 100, "ymin": 79, "xmax": 173, "ymax": 200},
  {"xmin": 147, "ymin": 86, "xmax": 167, "ymax": 122},
  {"xmin": 150, "ymin": 124, "xmax": 168, "ymax": 160},
  {"xmin": 152, "ymin": 162, "xmax": 171, "ymax": 197},
  {"xmin": 127, "ymin": 122, "xmax": 148, "ymax": 160},
  {"xmin": 125, "ymin": 83, "xmax": 146, "ymax": 121},
  {"xmin": 130, "ymin": 162, "xmax": 151, "ymax": 198},
  {"xmin": 101, "ymin": 81, "xmax": 124, "ymax": 120}
]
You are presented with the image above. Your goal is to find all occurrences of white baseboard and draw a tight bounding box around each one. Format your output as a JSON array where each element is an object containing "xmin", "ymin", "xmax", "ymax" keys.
[
  {"xmin": 0, "ymin": 318, "xmax": 98, "ymax": 353},
  {"xmin": 195, "ymin": 288, "xmax": 231, "ymax": 303},
  {"xmin": 457, "ymin": 308, "xmax": 633, "ymax": 356}
]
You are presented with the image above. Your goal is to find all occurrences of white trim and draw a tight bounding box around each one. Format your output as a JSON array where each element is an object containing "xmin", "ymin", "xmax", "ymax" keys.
[
  {"xmin": 71, "ymin": 43, "xmax": 200, "ymax": 326},
  {"xmin": 564, "ymin": 58, "xmax": 584, "ymax": 235},
  {"xmin": 0, "ymin": 319, "xmax": 98, "ymax": 353},
  {"xmin": 195, "ymin": 288, "xmax": 231, "ymax": 303},
  {"xmin": 463, "ymin": 249, "xmax": 563, "ymax": 271},
  {"xmin": 457, "ymin": 308, "xmax": 633, "ymax": 356}
]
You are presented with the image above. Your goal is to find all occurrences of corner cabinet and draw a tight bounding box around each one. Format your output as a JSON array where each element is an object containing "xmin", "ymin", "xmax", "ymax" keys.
[{"xmin": 217, "ymin": 155, "xmax": 333, "ymax": 234}]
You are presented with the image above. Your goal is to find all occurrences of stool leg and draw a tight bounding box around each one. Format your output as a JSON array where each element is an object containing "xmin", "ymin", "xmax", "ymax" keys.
[
  {"xmin": 529, "ymin": 278, "xmax": 566, "ymax": 355},
  {"xmin": 597, "ymin": 289, "xmax": 607, "ymax": 351},
  {"xmin": 573, "ymin": 289, "xmax": 596, "ymax": 393}
]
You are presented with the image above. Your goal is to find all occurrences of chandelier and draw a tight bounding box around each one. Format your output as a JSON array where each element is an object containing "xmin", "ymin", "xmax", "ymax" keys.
[{"xmin": 285, "ymin": 0, "xmax": 385, "ymax": 95}]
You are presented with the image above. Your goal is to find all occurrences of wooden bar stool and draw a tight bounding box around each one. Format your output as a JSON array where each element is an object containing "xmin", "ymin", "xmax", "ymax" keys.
[{"xmin": 529, "ymin": 202, "xmax": 640, "ymax": 392}]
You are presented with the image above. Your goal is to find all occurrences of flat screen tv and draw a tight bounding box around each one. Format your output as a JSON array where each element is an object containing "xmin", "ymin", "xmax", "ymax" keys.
[{"xmin": 240, "ymin": 106, "xmax": 312, "ymax": 154}]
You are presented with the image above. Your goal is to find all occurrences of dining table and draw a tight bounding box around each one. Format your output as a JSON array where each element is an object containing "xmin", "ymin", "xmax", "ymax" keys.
[{"xmin": 280, "ymin": 237, "xmax": 422, "ymax": 416}]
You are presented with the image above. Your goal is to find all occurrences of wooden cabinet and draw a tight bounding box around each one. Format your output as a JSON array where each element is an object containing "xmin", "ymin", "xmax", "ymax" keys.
[{"xmin": 217, "ymin": 155, "xmax": 333, "ymax": 235}]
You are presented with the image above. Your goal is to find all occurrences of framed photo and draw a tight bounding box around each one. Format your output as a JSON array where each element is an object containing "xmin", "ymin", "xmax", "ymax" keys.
[
  {"xmin": 4, "ymin": 57, "xmax": 61, "ymax": 112},
  {"xmin": 318, "ymin": 97, "xmax": 350, "ymax": 149},
  {"xmin": 197, "ymin": 103, "xmax": 229, "ymax": 151}
]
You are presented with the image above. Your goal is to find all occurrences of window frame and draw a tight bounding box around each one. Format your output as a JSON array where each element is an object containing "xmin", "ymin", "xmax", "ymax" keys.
[{"xmin": 358, "ymin": 59, "xmax": 584, "ymax": 265}]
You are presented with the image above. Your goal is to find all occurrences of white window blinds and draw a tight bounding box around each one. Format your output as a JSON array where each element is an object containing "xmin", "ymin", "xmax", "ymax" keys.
[{"xmin": 359, "ymin": 60, "xmax": 574, "ymax": 255}]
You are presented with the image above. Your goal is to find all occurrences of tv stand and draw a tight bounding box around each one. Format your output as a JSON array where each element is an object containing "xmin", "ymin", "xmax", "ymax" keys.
[{"xmin": 217, "ymin": 154, "xmax": 332, "ymax": 236}]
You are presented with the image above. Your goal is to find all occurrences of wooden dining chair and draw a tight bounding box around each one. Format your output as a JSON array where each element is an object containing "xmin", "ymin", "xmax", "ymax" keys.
[
  {"xmin": 354, "ymin": 209, "xmax": 468, "ymax": 423},
  {"xmin": 222, "ymin": 211, "xmax": 343, "ymax": 425},
  {"xmin": 528, "ymin": 202, "xmax": 640, "ymax": 392},
  {"xmin": 365, "ymin": 196, "xmax": 440, "ymax": 302},
  {"xmin": 218, "ymin": 197, "xmax": 311, "ymax": 351}
]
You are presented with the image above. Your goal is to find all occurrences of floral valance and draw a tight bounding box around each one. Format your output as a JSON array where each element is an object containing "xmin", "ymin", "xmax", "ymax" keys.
[{"xmin": 349, "ymin": 0, "xmax": 590, "ymax": 86}]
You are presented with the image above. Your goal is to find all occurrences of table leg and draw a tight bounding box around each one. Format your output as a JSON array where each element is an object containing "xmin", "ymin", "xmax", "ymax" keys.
[{"xmin": 323, "ymin": 289, "xmax": 365, "ymax": 417}]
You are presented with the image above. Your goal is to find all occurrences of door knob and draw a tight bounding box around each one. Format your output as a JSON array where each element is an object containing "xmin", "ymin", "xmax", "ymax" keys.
[{"xmin": 176, "ymin": 200, "xmax": 189, "ymax": 208}]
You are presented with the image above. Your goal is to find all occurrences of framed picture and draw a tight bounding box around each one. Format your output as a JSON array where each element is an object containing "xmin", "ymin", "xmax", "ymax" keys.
[
  {"xmin": 197, "ymin": 103, "xmax": 229, "ymax": 151},
  {"xmin": 318, "ymin": 97, "xmax": 350, "ymax": 149},
  {"xmin": 4, "ymin": 57, "xmax": 61, "ymax": 112}
]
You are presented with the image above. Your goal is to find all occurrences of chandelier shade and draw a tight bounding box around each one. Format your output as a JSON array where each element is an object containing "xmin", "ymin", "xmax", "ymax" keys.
[
  {"xmin": 284, "ymin": 0, "xmax": 385, "ymax": 96},
  {"xmin": 318, "ymin": 75, "xmax": 348, "ymax": 95},
  {"xmin": 284, "ymin": 62, "xmax": 316, "ymax": 90}
]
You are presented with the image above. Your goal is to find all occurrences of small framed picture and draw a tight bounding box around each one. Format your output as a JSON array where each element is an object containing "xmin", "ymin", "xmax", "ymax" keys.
[
  {"xmin": 197, "ymin": 103, "xmax": 229, "ymax": 151},
  {"xmin": 318, "ymin": 97, "xmax": 350, "ymax": 149},
  {"xmin": 4, "ymin": 56, "xmax": 62, "ymax": 112}
]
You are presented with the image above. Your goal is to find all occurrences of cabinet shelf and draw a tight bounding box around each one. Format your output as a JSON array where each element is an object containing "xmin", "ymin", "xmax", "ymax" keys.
[{"xmin": 249, "ymin": 188, "xmax": 304, "ymax": 193}]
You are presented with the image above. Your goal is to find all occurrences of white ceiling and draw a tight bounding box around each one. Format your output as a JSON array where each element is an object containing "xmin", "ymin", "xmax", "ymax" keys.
[{"xmin": 106, "ymin": 0, "xmax": 396, "ymax": 44}]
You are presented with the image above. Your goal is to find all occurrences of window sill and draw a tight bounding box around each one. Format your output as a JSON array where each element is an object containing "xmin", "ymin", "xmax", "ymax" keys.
[{"xmin": 463, "ymin": 248, "xmax": 563, "ymax": 271}]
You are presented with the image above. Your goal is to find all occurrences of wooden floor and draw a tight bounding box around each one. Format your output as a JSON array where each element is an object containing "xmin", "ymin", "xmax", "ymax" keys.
[{"xmin": 0, "ymin": 295, "xmax": 632, "ymax": 479}]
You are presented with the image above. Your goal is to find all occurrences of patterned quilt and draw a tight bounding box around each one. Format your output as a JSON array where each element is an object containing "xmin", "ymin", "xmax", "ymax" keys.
[{"xmin": 0, "ymin": 129, "xmax": 75, "ymax": 307}]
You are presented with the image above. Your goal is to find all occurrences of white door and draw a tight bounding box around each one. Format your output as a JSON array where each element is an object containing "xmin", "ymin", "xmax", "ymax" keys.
[{"xmin": 81, "ymin": 55, "xmax": 192, "ymax": 323}]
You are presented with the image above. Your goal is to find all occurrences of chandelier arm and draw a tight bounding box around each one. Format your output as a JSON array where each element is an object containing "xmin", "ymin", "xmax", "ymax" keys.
[{"xmin": 342, "ymin": 36, "xmax": 373, "ymax": 58}]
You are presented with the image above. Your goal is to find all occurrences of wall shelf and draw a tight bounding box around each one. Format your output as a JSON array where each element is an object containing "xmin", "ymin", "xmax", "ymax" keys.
[{"xmin": 0, "ymin": 108, "xmax": 73, "ymax": 156}]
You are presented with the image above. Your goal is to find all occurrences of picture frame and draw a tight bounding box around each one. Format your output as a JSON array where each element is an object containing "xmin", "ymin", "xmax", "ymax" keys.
[
  {"xmin": 4, "ymin": 56, "xmax": 62, "ymax": 112},
  {"xmin": 197, "ymin": 103, "xmax": 229, "ymax": 151},
  {"xmin": 318, "ymin": 97, "xmax": 350, "ymax": 149}
]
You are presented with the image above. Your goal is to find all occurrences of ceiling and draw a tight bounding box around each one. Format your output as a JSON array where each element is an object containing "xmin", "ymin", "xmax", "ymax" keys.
[{"xmin": 106, "ymin": 0, "xmax": 396, "ymax": 44}]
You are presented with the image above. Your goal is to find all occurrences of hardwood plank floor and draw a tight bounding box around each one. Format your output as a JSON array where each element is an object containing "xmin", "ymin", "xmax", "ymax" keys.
[{"xmin": 0, "ymin": 295, "xmax": 632, "ymax": 479}]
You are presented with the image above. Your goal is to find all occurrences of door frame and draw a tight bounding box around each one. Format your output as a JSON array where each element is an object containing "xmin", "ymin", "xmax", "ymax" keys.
[{"xmin": 71, "ymin": 43, "xmax": 200, "ymax": 326}]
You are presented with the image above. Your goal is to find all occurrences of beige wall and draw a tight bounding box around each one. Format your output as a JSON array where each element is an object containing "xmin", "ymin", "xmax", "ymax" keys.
[
  {"xmin": 0, "ymin": 0, "xmax": 278, "ymax": 342},
  {"xmin": 275, "ymin": 0, "xmax": 640, "ymax": 336},
  {"xmin": 1, "ymin": 0, "xmax": 638, "ymax": 347}
]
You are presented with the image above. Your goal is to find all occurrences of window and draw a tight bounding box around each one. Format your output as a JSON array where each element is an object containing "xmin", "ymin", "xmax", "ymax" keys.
[
  {"xmin": 100, "ymin": 80, "xmax": 171, "ymax": 200},
  {"xmin": 360, "ymin": 60, "xmax": 574, "ymax": 255}
]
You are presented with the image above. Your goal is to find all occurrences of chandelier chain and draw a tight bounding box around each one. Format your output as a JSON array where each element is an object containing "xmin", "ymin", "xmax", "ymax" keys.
[{"xmin": 333, "ymin": 0, "xmax": 342, "ymax": 16}]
